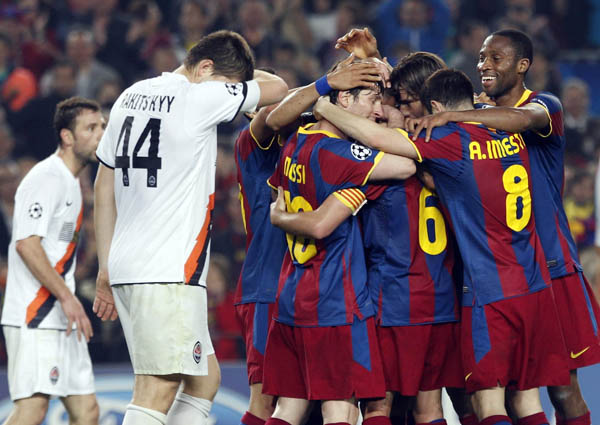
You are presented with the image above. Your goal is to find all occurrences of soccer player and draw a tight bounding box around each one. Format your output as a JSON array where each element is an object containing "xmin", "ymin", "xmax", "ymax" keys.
[
  {"xmin": 93, "ymin": 30, "xmax": 288, "ymax": 425},
  {"xmin": 1, "ymin": 97, "xmax": 104, "ymax": 425},
  {"xmin": 409, "ymin": 29, "xmax": 600, "ymax": 425},
  {"xmin": 262, "ymin": 72, "xmax": 415, "ymax": 425},
  {"xmin": 235, "ymin": 60, "xmax": 386, "ymax": 425},
  {"xmin": 312, "ymin": 68, "xmax": 572, "ymax": 425}
]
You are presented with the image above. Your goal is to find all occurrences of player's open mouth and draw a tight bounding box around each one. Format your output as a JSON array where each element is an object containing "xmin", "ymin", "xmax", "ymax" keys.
[{"xmin": 481, "ymin": 76, "xmax": 496, "ymax": 88}]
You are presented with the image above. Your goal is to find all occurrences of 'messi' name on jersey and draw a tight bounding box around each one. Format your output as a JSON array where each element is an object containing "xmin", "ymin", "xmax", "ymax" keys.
[
  {"xmin": 119, "ymin": 93, "xmax": 176, "ymax": 113},
  {"xmin": 468, "ymin": 133, "xmax": 526, "ymax": 161},
  {"xmin": 283, "ymin": 156, "xmax": 306, "ymax": 184}
]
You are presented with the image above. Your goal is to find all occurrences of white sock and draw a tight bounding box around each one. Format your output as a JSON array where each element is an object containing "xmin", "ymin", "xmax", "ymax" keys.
[
  {"xmin": 123, "ymin": 404, "xmax": 167, "ymax": 425},
  {"xmin": 166, "ymin": 392, "xmax": 213, "ymax": 425}
]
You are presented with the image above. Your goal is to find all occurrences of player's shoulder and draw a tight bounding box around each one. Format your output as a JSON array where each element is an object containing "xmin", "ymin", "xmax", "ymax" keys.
[
  {"xmin": 527, "ymin": 90, "xmax": 562, "ymax": 112},
  {"xmin": 17, "ymin": 157, "xmax": 65, "ymax": 193}
]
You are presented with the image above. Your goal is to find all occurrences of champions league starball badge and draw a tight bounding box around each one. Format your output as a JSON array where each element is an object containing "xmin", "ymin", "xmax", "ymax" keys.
[
  {"xmin": 28, "ymin": 202, "xmax": 43, "ymax": 219},
  {"xmin": 351, "ymin": 143, "xmax": 373, "ymax": 161}
]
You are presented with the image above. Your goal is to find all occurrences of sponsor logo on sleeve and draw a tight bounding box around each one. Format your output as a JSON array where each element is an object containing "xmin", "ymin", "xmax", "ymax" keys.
[
  {"xmin": 28, "ymin": 202, "xmax": 43, "ymax": 219},
  {"xmin": 351, "ymin": 144, "xmax": 373, "ymax": 161}
]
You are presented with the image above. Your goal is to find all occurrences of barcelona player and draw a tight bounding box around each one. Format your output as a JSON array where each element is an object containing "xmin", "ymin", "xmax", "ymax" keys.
[
  {"xmin": 234, "ymin": 61, "xmax": 386, "ymax": 425},
  {"xmin": 263, "ymin": 70, "xmax": 416, "ymax": 425},
  {"xmin": 409, "ymin": 29, "xmax": 600, "ymax": 425},
  {"xmin": 312, "ymin": 68, "xmax": 572, "ymax": 425}
]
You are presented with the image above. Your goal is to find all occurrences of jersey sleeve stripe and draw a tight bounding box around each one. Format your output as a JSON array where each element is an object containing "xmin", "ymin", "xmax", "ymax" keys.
[
  {"xmin": 96, "ymin": 154, "xmax": 115, "ymax": 169},
  {"xmin": 184, "ymin": 193, "xmax": 215, "ymax": 284},
  {"xmin": 54, "ymin": 206, "xmax": 84, "ymax": 277},
  {"xmin": 395, "ymin": 128, "xmax": 423, "ymax": 162},
  {"xmin": 266, "ymin": 178, "xmax": 277, "ymax": 191},
  {"xmin": 361, "ymin": 151, "xmax": 385, "ymax": 186},
  {"xmin": 25, "ymin": 287, "xmax": 55, "ymax": 327},
  {"xmin": 529, "ymin": 102, "xmax": 553, "ymax": 138},
  {"xmin": 226, "ymin": 82, "xmax": 249, "ymax": 124}
]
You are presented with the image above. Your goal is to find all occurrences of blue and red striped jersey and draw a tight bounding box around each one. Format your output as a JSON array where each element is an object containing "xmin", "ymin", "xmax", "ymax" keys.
[
  {"xmin": 361, "ymin": 176, "xmax": 460, "ymax": 326},
  {"xmin": 267, "ymin": 124, "xmax": 385, "ymax": 327},
  {"xmin": 514, "ymin": 90, "xmax": 582, "ymax": 278},
  {"xmin": 408, "ymin": 122, "xmax": 551, "ymax": 306},
  {"xmin": 233, "ymin": 126, "xmax": 287, "ymax": 305}
]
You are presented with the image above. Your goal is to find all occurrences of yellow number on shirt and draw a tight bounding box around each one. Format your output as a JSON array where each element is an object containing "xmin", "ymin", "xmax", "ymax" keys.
[
  {"xmin": 418, "ymin": 187, "xmax": 447, "ymax": 255},
  {"xmin": 502, "ymin": 164, "xmax": 532, "ymax": 232},
  {"xmin": 284, "ymin": 190, "xmax": 317, "ymax": 264}
]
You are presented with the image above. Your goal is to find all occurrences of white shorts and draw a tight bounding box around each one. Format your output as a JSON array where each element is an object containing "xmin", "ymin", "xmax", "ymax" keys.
[
  {"xmin": 3, "ymin": 325, "xmax": 95, "ymax": 401},
  {"xmin": 113, "ymin": 283, "xmax": 214, "ymax": 375}
]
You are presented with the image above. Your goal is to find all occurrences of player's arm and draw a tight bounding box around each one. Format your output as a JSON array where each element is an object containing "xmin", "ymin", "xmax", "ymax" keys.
[
  {"xmin": 15, "ymin": 236, "xmax": 93, "ymax": 341},
  {"xmin": 313, "ymin": 96, "xmax": 420, "ymax": 160},
  {"xmin": 266, "ymin": 54, "xmax": 383, "ymax": 131},
  {"xmin": 93, "ymin": 163, "xmax": 118, "ymax": 321},
  {"xmin": 407, "ymin": 104, "xmax": 550, "ymax": 142},
  {"xmin": 270, "ymin": 187, "xmax": 352, "ymax": 239},
  {"xmin": 253, "ymin": 69, "xmax": 289, "ymax": 108}
]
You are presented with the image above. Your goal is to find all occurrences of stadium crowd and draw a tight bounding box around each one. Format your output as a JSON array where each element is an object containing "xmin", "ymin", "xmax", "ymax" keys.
[{"xmin": 0, "ymin": 0, "xmax": 600, "ymax": 365}]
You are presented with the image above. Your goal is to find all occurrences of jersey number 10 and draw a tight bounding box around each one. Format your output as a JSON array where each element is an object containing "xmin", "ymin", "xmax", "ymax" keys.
[{"xmin": 115, "ymin": 116, "xmax": 163, "ymax": 188}]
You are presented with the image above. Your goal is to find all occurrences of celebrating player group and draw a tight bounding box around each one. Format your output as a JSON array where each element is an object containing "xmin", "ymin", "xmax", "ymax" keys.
[{"xmin": 1, "ymin": 22, "xmax": 598, "ymax": 425}]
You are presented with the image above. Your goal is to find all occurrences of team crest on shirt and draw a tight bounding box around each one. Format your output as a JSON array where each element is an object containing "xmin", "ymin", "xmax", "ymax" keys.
[
  {"xmin": 193, "ymin": 341, "xmax": 202, "ymax": 364},
  {"xmin": 49, "ymin": 366, "xmax": 59, "ymax": 385},
  {"xmin": 351, "ymin": 143, "xmax": 372, "ymax": 161},
  {"xmin": 28, "ymin": 202, "xmax": 43, "ymax": 219},
  {"xmin": 225, "ymin": 83, "xmax": 242, "ymax": 96}
]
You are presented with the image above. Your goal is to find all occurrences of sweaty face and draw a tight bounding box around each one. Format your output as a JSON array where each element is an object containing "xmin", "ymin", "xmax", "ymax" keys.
[
  {"xmin": 345, "ymin": 88, "xmax": 384, "ymax": 122},
  {"xmin": 71, "ymin": 110, "xmax": 106, "ymax": 164},
  {"xmin": 477, "ymin": 35, "xmax": 522, "ymax": 98}
]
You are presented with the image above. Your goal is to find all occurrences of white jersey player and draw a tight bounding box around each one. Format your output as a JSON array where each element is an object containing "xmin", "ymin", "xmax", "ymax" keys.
[
  {"xmin": 93, "ymin": 30, "xmax": 288, "ymax": 425},
  {"xmin": 1, "ymin": 97, "xmax": 105, "ymax": 425}
]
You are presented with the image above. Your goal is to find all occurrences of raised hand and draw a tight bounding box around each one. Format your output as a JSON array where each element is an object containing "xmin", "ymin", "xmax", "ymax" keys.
[{"xmin": 335, "ymin": 27, "xmax": 381, "ymax": 59}]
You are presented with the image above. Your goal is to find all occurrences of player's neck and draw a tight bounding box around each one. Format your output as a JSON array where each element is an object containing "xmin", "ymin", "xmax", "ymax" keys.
[
  {"xmin": 493, "ymin": 81, "xmax": 528, "ymax": 108},
  {"xmin": 57, "ymin": 149, "xmax": 85, "ymax": 177},
  {"xmin": 312, "ymin": 120, "xmax": 345, "ymax": 138}
]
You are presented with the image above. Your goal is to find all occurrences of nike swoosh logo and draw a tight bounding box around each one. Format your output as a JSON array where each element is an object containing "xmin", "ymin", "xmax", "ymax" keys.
[
  {"xmin": 571, "ymin": 347, "xmax": 590, "ymax": 359},
  {"xmin": 465, "ymin": 372, "xmax": 473, "ymax": 381},
  {"xmin": 66, "ymin": 201, "xmax": 72, "ymax": 206}
]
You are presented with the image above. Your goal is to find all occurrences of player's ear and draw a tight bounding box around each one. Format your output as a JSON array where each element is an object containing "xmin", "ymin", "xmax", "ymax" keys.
[
  {"xmin": 337, "ymin": 90, "xmax": 352, "ymax": 108},
  {"xmin": 195, "ymin": 59, "xmax": 214, "ymax": 79},
  {"xmin": 59, "ymin": 128, "xmax": 74, "ymax": 148},
  {"xmin": 516, "ymin": 58, "xmax": 530, "ymax": 76},
  {"xmin": 430, "ymin": 100, "xmax": 445, "ymax": 114}
]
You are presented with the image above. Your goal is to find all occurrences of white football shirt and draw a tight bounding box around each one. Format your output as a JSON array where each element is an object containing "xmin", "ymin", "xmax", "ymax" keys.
[
  {"xmin": 96, "ymin": 72, "xmax": 260, "ymax": 286},
  {"xmin": 1, "ymin": 155, "xmax": 83, "ymax": 330}
]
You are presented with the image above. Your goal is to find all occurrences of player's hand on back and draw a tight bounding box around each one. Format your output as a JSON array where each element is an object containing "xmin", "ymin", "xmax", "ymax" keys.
[
  {"xmin": 407, "ymin": 112, "xmax": 452, "ymax": 143},
  {"xmin": 474, "ymin": 91, "xmax": 495, "ymax": 106},
  {"xmin": 61, "ymin": 293, "xmax": 93, "ymax": 342},
  {"xmin": 327, "ymin": 54, "xmax": 382, "ymax": 91},
  {"xmin": 93, "ymin": 269, "xmax": 118, "ymax": 322},
  {"xmin": 335, "ymin": 27, "xmax": 381, "ymax": 59},
  {"xmin": 270, "ymin": 186, "xmax": 287, "ymax": 227}
]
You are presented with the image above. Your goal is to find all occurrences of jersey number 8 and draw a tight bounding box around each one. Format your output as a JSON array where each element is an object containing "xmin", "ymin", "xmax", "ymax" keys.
[{"xmin": 503, "ymin": 164, "xmax": 531, "ymax": 232}]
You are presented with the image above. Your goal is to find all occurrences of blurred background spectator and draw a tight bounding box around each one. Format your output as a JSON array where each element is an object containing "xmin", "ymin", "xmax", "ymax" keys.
[{"xmin": 0, "ymin": 0, "xmax": 600, "ymax": 364}]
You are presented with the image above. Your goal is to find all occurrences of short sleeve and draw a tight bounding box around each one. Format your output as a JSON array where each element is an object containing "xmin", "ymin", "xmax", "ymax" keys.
[
  {"xmin": 411, "ymin": 127, "xmax": 465, "ymax": 179},
  {"xmin": 268, "ymin": 157, "xmax": 283, "ymax": 190},
  {"xmin": 527, "ymin": 92, "xmax": 562, "ymax": 138},
  {"xmin": 316, "ymin": 139, "xmax": 384, "ymax": 189},
  {"xmin": 186, "ymin": 80, "xmax": 260, "ymax": 131},
  {"xmin": 13, "ymin": 173, "xmax": 61, "ymax": 241},
  {"xmin": 95, "ymin": 102, "xmax": 122, "ymax": 168}
]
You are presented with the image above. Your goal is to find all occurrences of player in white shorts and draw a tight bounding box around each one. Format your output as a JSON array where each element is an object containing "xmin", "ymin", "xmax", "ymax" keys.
[
  {"xmin": 1, "ymin": 97, "xmax": 105, "ymax": 425},
  {"xmin": 93, "ymin": 30, "xmax": 288, "ymax": 425}
]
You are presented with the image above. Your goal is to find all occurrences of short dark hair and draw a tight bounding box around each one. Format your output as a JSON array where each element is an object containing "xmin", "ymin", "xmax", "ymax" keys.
[
  {"xmin": 184, "ymin": 30, "xmax": 254, "ymax": 82},
  {"xmin": 390, "ymin": 52, "xmax": 447, "ymax": 100},
  {"xmin": 420, "ymin": 69, "xmax": 474, "ymax": 114},
  {"xmin": 491, "ymin": 29, "xmax": 533, "ymax": 64},
  {"xmin": 54, "ymin": 97, "xmax": 101, "ymax": 146}
]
